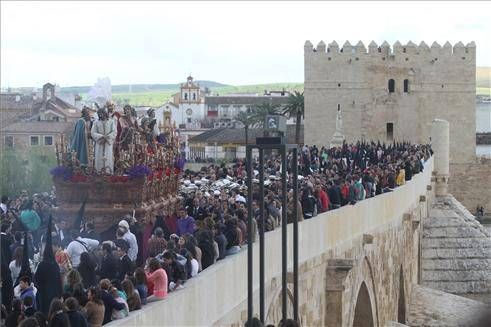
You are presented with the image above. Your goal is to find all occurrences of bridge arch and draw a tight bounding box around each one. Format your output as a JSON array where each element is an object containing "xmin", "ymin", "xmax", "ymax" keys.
[
  {"xmin": 353, "ymin": 282, "xmax": 375, "ymax": 327},
  {"xmin": 265, "ymin": 285, "xmax": 294, "ymax": 325},
  {"xmin": 346, "ymin": 256, "xmax": 379, "ymax": 326}
]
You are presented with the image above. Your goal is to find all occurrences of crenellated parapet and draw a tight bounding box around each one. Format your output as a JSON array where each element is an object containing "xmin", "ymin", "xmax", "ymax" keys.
[{"xmin": 305, "ymin": 40, "xmax": 476, "ymax": 58}]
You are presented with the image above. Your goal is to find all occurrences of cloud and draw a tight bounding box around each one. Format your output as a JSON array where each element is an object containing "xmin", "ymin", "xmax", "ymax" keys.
[{"xmin": 1, "ymin": 1, "xmax": 490, "ymax": 87}]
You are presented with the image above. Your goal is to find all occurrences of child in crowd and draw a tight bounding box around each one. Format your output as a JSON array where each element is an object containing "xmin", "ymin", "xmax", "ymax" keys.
[{"xmin": 110, "ymin": 286, "xmax": 129, "ymax": 320}]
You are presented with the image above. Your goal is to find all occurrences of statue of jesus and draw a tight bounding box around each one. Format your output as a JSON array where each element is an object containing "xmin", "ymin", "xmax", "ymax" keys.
[
  {"xmin": 335, "ymin": 107, "xmax": 343, "ymax": 132},
  {"xmin": 91, "ymin": 108, "xmax": 117, "ymax": 174}
]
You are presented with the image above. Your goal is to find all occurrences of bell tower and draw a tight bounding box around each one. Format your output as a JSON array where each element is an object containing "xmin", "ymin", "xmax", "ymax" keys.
[{"xmin": 181, "ymin": 75, "xmax": 200, "ymax": 104}]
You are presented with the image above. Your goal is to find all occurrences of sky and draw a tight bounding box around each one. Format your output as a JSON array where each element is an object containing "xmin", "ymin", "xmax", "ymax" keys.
[{"xmin": 1, "ymin": 1, "xmax": 490, "ymax": 87}]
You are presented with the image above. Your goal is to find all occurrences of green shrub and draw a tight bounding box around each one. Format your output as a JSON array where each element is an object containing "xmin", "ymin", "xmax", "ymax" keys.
[{"xmin": 0, "ymin": 148, "xmax": 56, "ymax": 197}]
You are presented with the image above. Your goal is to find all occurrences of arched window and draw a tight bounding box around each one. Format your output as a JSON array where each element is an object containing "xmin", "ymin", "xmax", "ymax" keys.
[
  {"xmin": 337, "ymin": 104, "xmax": 341, "ymax": 110},
  {"xmin": 193, "ymin": 93, "xmax": 196, "ymax": 100},
  {"xmin": 388, "ymin": 79, "xmax": 395, "ymax": 93},
  {"xmin": 184, "ymin": 93, "xmax": 188, "ymax": 100},
  {"xmin": 403, "ymin": 79, "xmax": 409, "ymax": 93}
]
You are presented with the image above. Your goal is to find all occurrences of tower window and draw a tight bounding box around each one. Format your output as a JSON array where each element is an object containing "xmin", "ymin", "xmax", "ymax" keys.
[
  {"xmin": 388, "ymin": 79, "xmax": 395, "ymax": 93},
  {"xmin": 337, "ymin": 104, "xmax": 341, "ymax": 110},
  {"xmin": 193, "ymin": 93, "xmax": 196, "ymax": 100},
  {"xmin": 338, "ymin": 83, "xmax": 341, "ymax": 87},
  {"xmin": 184, "ymin": 93, "xmax": 188, "ymax": 100},
  {"xmin": 403, "ymin": 79, "xmax": 409, "ymax": 93},
  {"xmin": 378, "ymin": 47, "xmax": 381, "ymax": 53},
  {"xmin": 403, "ymin": 48, "xmax": 406, "ymax": 53}
]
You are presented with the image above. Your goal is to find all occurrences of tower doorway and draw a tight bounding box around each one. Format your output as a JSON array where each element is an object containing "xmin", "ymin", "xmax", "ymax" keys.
[{"xmin": 386, "ymin": 123, "xmax": 394, "ymax": 141}]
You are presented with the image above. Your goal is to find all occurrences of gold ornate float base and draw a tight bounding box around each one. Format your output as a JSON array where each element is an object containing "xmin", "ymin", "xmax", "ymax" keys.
[{"xmin": 52, "ymin": 176, "xmax": 179, "ymax": 232}]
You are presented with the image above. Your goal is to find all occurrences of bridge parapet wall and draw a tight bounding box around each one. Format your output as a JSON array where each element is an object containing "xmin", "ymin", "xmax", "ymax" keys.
[{"xmin": 110, "ymin": 157, "xmax": 434, "ymax": 327}]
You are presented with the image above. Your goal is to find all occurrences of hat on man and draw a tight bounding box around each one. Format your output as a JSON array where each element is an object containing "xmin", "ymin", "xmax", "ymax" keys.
[{"xmin": 118, "ymin": 219, "xmax": 130, "ymax": 230}]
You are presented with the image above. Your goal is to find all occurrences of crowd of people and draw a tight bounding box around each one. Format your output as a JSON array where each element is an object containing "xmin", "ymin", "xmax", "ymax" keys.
[{"xmin": 0, "ymin": 141, "xmax": 432, "ymax": 326}]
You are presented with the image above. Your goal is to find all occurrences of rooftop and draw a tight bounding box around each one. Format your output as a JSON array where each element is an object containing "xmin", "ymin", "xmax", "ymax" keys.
[
  {"xmin": 1, "ymin": 120, "xmax": 75, "ymax": 134},
  {"xmin": 189, "ymin": 125, "xmax": 303, "ymax": 144}
]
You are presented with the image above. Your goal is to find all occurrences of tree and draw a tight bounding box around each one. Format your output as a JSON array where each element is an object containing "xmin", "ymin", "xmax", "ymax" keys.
[
  {"xmin": 250, "ymin": 102, "xmax": 282, "ymax": 128},
  {"xmin": 282, "ymin": 91, "xmax": 304, "ymax": 144},
  {"xmin": 236, "ymin": 111, "xmax": 256, "ymax": 145},
  {"xmin": 0, "ymin": 148, "xmax": 56, "ymax": 196}
]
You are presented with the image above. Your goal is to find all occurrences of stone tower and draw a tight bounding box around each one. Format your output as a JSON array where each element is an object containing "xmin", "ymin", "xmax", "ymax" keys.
[{"xmin": 304, "ymin": 40, "xmax": 476, "ymax": 164}]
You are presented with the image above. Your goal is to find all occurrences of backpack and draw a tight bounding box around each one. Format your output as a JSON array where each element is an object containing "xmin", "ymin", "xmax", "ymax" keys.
[{"xmin": 75, "ymin": 240, "xmax": 99, "ymax": 267}]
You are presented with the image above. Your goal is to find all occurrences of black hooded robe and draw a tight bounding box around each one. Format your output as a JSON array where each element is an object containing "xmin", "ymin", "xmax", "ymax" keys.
[{"xmin": 34, "ymin": 215, "xmax": 62, "ymax": 315}]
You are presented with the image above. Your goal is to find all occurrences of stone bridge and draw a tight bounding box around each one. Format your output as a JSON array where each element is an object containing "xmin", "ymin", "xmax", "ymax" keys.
[
  {"xmin": 111, "ymin": 122, "xmax": 490, "ymax": 326},
  {"xmin": 112, "ymin": 158, "xmax": 439, "ymax": 326}
]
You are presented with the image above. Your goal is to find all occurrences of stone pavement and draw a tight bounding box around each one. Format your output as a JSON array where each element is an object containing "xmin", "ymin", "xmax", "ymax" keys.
[
  {"xmin": 408, "ymin": 285, "xmax": 489, "ymax": 326},
  {"xmin": 421, "ymin": 195, "xmax": 491, "ymax": 304}
]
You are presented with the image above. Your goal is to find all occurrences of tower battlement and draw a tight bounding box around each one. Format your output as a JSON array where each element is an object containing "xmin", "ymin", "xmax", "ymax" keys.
[
  {"xmin": 305, "ymin": 40, "xmax": 476, "ymax": 59},
  {"xmin": 304, "ymin": 40, "xmax": 476, "ymax": 165}
]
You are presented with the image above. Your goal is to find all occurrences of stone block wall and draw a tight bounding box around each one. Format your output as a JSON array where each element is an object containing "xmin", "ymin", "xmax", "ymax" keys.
[
  {"xmin": 304, "ymin": 41, "xmax": 476, "ymax": 164},
  {"xmin": 449, "ymin": 158, "xmax": 491, "ymax": 213}
]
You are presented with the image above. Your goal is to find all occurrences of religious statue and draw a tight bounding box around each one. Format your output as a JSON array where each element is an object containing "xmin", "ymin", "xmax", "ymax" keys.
[
  {"xmin": 335, "ymin": 106, "xmax": 343, "ymax": 132},
  {"xmin": 330, "ymin": 106, "xmax": 345, "ymax": 148},
  {"xmin": 140, "ymin": 108, "xmax": 159, "ymax": 152},
  {"xmin": 106, "ymin": 101, "xmax": 123, "ymax": 159},
  {"xmin": 70, "ymin": 107, "xmax": 92, "ymax": 166},
  {"xmin": 91, "ymin": 107, "xmax": 117, "ymax": 174},
  {"xmin": 119, "ymin": 105, "xmax": 138, "ymax": 151}
]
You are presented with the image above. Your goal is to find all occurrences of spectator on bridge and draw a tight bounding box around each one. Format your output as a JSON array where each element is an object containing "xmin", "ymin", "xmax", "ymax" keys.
[
  {"xmin": 84, "ymin": 286, "xmax": 105, "ymax": 327},
  {"xmin": 116, "ymin": 220, "xmax": 138, "ymax": 263},
  {"xmin": 145, "ymin": 258, "xmax": 168, "ymax": 300},
  {"xmin": 64, "ymin": 269, "xmax": 83, "ymax": 294},
  {"xmin": 114, "ymin": 239, "xmax": 134, "ymax": 281},
  {"xmin": 99, "ymin": 279, "xmax": 126, "ymax": 324},
  {"xmin": 121, "ymin": 279, "xmax": 141, "ymax": 312},
  {"xmin": 97, "ymin": 243, "xmax": 120, "ymax": 281},
  {"xmin": 176, "ymin": 209, "xmax": 196, "ymax": 236},
  {"xmin": 66, "ymin": 231, "xmax": 99, "ymax": 268},
  {"xmin": 1, "ymin": 195, "xmax": 8, "ymax": 215},
  {"xmin": 77, "ymin": 252, "xmax": 97, "ymax": 289},
  {"xmin": 133, "ymin": 268, "xmax": 148, "ymax": 305},
  {"xmin": 65, "ymin": 297, "xmax": 88, "ymax": 327},
  {"xmin": 47, "ymin": 298, "xmax": 70, "ymax": 327},
  {"xmin": 147, "ymin": 227, "xmax": 167, "ymax": 258}
]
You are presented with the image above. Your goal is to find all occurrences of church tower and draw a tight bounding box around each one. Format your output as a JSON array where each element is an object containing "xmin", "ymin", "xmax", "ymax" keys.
[
  {"xmin": 178, "ymin": 75, "xmax": 205, "ymax": 128},
  {"xmin": 181, "ymin": 76, "xmax": 201, "ymax": 104}
]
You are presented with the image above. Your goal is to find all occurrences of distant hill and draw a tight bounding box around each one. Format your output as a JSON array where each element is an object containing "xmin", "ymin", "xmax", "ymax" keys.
[
  {"xmin": 107, "ymin": 83, "xmax": 304, "ymax": 106},
  {"xmin": 60, "ymin": 80, "xmax": 229, "ymax": 95},
  {"xmin": 11, "ymin": 68, "xmax": 489, "ymax": 106}
]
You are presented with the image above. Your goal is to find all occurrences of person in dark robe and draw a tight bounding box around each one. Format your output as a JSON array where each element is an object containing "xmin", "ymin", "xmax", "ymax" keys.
[
  {"xmin": 70, "ymin": 107, "xmax": 92, "ymax": 167},
  {"xmin": 1, "ymin": 260, "xmax": 14, "ymax": 313},
  {"xmin": 34, "ymin": 215, "xmax": 62, "ymax": 315},
  {"xmin": 16, "ymin": 231, "xmax": 32, "ymax": 286}
]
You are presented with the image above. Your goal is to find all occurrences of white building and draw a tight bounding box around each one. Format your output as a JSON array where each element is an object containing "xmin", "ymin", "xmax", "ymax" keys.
[{"xmin": 204, "ymin": 91, "xmax": 291, "ymax": 128}]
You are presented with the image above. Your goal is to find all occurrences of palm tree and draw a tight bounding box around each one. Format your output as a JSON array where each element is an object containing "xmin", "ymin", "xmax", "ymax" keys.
[
  {"xmin": 235, "ymin": 111, "xmax": 256, "ymax": 145},
  {"xmin": 250, "ymin": 102, "xmax": 282, "ymax": 128},
  {"xmin": 282, "ymin": 91, "xmax": 304, "ymax": 144}
]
